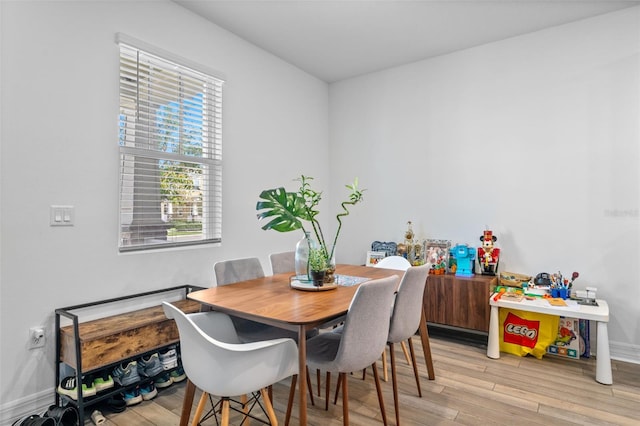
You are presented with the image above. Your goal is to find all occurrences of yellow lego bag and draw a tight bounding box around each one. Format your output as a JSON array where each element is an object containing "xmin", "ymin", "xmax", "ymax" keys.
[{"xmin": 499, "ymin": 308, "xmax": 559, "ymax": 359}]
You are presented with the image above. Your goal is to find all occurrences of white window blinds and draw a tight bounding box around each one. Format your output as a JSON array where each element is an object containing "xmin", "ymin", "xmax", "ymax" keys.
[{"xmin": 118, "ymin": 36, "xmax": 223, "ymax": 251}]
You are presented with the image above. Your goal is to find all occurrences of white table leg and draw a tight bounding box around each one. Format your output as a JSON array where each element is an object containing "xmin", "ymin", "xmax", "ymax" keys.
[
  {"xmin": 595, "ymin": 321, "xmax": 613, "ymax": 385},
  {"xmin": 487, "ymin": 305, "xmax": 500, "ymax": 359}
]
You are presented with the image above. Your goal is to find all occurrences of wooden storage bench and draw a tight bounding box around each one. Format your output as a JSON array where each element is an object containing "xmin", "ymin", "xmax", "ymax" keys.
[
  {"xmin": 54, "ymin": 285, "xmax": 204, "ymax": 424},
  {"xmin": 59, "ymin": 298, "xmax": 201, "ymax": 372}
]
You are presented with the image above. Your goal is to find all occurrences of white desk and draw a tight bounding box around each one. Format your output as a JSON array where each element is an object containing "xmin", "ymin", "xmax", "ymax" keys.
[{"xmin": 487, "ymin": 295, "xmax": 612, "ymax": 384}]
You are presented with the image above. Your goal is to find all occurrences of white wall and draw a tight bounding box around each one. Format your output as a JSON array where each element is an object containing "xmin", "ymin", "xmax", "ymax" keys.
[
  {"xmin": 2, "ymin": 1, "xmax": 639, "ymax": 422},
  {"xmin": 0, "ymin": 0, "xmax": 328, "ymax": 421},
  {"xmin": 329, "ymin": 7, "xmax": 640, "ymax": 361}
]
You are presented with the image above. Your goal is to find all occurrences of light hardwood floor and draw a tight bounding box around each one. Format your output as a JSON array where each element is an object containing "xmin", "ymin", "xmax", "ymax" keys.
[{"xmin": 96, "ymin": 331, "xmax": 640, "ymax": 425}]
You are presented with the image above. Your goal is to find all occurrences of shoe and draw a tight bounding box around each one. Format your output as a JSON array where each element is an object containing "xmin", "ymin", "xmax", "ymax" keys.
[
  {"xmin": 112, "ymin": 361, "xmax": 141, "ymax": 386},
  {"xmin": 140, "ymin": 383, "xmax": 158, "ymax": 400},
  {"xmin": 137, "ymin": 353, "xmax": 164, "ymax": 378},
  {"xmin": 12, "ymin": 415, "xmax": 56, "ymax": 426},
  {"xmin": 169, "ymin": 366, "xmax": 186, "ymax": 383},
  {"xmin": 153, "ymin": 372, "xmax": 173, "ymax": 389},
  {"xmin": 43, "ymin": 405, "xmax": 78, "ymax": 426},
  {"xmin": 98, "ymin": 393, "xmax": 127, "ymax": 414},
  {"xmin": 94, "ymin": 371, "xmax": 114, "ymax": 392},
  {"xmin": 122, "ymin": 387, "xmax": 143, "ymax": 406},
  {"xmin": 159, "ymin": 346, "xmax": 178, "ymax": 370},
  {"xmin": 57, "ymin": 376, "xmax": 96, "ymax": 400}
]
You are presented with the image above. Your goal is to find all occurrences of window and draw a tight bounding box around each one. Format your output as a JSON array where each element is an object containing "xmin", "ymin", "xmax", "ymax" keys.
[{"xmin": 117, "ymin": 35, "xmax": 223, "ymax": 251}]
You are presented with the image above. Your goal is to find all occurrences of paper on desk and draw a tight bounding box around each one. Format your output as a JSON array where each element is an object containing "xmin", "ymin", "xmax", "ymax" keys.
[
  {"xmin": 548, "ymin": 298, "xmax": 567, "ymax": 306},
  {"xmin": 519, "ymin": 297, "xmax": 580, "ymax": 310}
]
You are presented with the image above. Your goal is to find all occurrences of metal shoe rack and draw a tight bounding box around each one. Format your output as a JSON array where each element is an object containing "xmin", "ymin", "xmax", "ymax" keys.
[{"xmin": 54, "ymin": 285, "xmax": 204, "ymax": 424}]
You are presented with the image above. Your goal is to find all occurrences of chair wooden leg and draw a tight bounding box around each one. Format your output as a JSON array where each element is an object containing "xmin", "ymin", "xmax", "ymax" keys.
[
  {"xmin": 285, "ymin": 375, "xmax": 297, "ymax": 426},
  {"xmin": 408, "ymin": 337, "xmax": 422, "ymax": 397},
  {"xmin": 390, "ymin": 343, "xmax": 400, "ymax": 426},
  {"xmin": 241, "ymin": 394, "xmax": 249, "ymax": 425},
  {"xmin": 260, "ymin": 388, "xmax": 278, "ymax": 426},
  {"xmin": 191, "ymin": 392, "xmax": 208, "ymax": 426},
  {"xmin": 420, "ymin": 309, "xmax": 436, "ymax": 380},
  {"xmin": 333, "ymin": 372, "xmax": 340, "ymax": 405},
  {"xmin": 181, "ymin": 379, "xmax": 197, "ymax": 426},
  {"xmin": 220, "ymin": 398, "xmax": 230, "ymax": 426},
  {"xmin": 317, "ymin": 368, "xmax": 321, "ymax": 397},
  {"xmin": 381, "ymin": 349, "xmax": 388, "ymax": 381},
  {"xmin": 371, "ymin": 361, "xmax": 388, "ymax": 426},
  {"xmin": 400, "ymin": 341, "xmax": 411, "ymax": 365},
  {"xmin": 340, "ymin": 372, "xmax": 349, "ymax": 426},
  {"xmin": 305, "ymin": 367, "xmax": 315, "ymax": 406},
  {"xmin": 326, "ymin": 371, "xmax": 332, "ymax": 410}
]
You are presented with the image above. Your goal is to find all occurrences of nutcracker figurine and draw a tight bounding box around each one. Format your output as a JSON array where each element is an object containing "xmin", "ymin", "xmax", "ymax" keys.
[{"xmin": 478, "ymin": 229, "xmax": 500, "ymax": 275}]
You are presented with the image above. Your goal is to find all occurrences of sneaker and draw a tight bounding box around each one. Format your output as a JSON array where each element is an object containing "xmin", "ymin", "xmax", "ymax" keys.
[
  {"xmin": 98, "ymin": 393, "xmax": 127, "ymax": 414},
  {"xmin": 137, "ymin": 353, "xmax": 164, "ymax": 378},
  {"xmin": 159, "ymin": 346, "xmax": 178, "ymax": 370},
  {"xmin": 94, "ymin": 371, "xmax": 114, "ymax": 392},
  {"xmin": 169, "ymin": 366, "xmax": 186, "ymax": 383},
  {"xmin": 122, "ymin": 387, "xmax": 143, "ymax": 406},
  {"xmin": 112, "ymin": 361, "xmax": 141, "ymax": 387},
  {"xmin": 57, "ymin": 376, "xmax": 96, "ymax": 400},
  {"xmin": 153, "ymin": 372, "xmax": 173, "ymax": 389},
  {"xmin": 139, "ymin": 383, "xmax": 158, "ymax": 401}
]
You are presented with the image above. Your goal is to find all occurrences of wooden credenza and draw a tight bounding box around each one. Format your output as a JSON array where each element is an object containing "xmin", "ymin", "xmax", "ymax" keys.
[{"xmin": 424, "ymin": 274, "xmax": 497, "ymax": 333}]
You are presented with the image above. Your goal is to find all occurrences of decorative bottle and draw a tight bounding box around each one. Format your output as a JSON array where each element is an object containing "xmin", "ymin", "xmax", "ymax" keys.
[{"xmin": 295, "ymin": 232, "xmax": 315, "ymax": 281}]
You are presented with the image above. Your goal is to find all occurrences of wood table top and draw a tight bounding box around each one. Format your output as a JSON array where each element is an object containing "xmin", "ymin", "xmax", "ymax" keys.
[{"xmin": 188, "ymin": 264, "xmax": 404, "ymax": 329}]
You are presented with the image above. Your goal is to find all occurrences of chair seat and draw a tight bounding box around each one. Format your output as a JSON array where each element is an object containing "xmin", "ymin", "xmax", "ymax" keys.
[
  {"xmin": 233, "ymin": 317, "xmax": 318, "ymax": 342},
  {"xmin": 306, "ymin": 332, "xmax": 342, "ymax": 371}
]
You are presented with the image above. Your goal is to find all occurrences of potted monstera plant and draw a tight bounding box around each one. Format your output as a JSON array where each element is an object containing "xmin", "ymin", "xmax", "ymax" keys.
[{"xmin": 256, "ymin": 175, "xmax": 364, "ymax": 283}]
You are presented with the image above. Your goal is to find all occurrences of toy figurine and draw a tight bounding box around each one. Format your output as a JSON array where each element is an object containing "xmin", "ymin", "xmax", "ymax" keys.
[
  {"xmin": 450, "ymin": 244, "xmax": 475, "ymax": 277},
  {"xmin": 478, "ymin": 229, "xmax": 500, "ymax": 276}
]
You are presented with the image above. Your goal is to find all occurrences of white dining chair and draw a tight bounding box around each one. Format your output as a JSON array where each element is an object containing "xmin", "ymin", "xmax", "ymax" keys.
[
  {"xmin": 374, "ymin": 255, "xmax": 411, "ymax": 271},
  {"xmin": 162, "ymin": 302, "xmax": 298, "ymax": 426}
]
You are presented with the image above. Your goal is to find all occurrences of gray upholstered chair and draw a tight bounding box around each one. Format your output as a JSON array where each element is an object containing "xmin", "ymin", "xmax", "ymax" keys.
[
  {"xmin": 386, "ymin": 264, "xmax": 430, "ymax": 425},
  {"xmin": 162, "ymin": 302, "xmax": 298, "ymax": 426},
  {"xmin": 269, "ymin": 251, "xmax": 295, "ymax": 275},
  {"xmin": 290, "ymin": 275, "xmax": 398, "ymax": 425},
  {"xmin": 214, "ymin": 257, "xmax": 313, "ymax": 342},
  {"xmin": 214, "ymin": 257, "xmax": 317, "ymax": 408},
  {"xmin": 374, "ymin": 256, "xmax": 412, "ymax": 380}
]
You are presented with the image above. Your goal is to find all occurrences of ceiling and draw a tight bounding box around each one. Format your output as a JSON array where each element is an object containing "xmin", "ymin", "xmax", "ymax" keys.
[{"xmin": 174, "ymin": 0, "xmax": 640, "ymax": 83}]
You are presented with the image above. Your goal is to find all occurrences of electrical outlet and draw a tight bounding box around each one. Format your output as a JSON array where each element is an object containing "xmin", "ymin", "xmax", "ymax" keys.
[{"xmin": 29, "ymin": 327, "xmax": 45, "ymax": 349}]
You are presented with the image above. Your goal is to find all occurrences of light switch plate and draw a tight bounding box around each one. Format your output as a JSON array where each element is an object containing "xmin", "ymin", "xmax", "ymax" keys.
[{"xmin": 50, "ymin": 205, "xmax": 74, "ymax": 226}]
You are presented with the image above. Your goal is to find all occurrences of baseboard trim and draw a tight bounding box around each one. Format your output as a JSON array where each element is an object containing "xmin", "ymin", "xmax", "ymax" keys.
[
  {"xmin": 0, "ymin": 387, "xmax": 54, "ymax": 426},
  {"xmin": 610, "ymin": 341, "xmax": 640, "ymax": 364}
]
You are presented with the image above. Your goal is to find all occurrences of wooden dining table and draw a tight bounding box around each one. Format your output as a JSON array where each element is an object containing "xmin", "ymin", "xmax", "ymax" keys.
[{"xmin": 180, "ymin": 264, "xmax": 435, "ymax": 426}]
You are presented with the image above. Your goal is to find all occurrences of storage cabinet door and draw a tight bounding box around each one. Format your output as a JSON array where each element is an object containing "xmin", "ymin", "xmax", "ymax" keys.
[{"xmin": 424, "ymin": 275, "xmax": 494, "ymax": 332}]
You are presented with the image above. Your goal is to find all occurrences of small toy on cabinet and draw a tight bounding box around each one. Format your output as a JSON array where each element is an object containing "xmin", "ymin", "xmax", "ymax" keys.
[
  {"xmin": 450, "ymin": 244, "xmax": 475, "ymax": 277},
  {"xmin": 401, "ymin": 221, "xmax": 425, "ymax": 266},
  {"xmin": 478, "ymin": 229, "xmax": 500, "ymax": 275}
]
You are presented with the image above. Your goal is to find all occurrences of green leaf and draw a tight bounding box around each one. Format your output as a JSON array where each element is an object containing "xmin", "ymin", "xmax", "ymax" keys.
[{"xmin": 256, "ymin": 187, "xmax": 309, "ymax": 232}]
